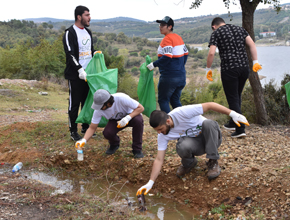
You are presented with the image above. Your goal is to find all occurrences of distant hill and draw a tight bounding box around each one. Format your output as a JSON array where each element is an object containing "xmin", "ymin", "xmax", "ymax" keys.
[
  {"xmin": 23, "ymin": 16, "xmax": 146, "ymax": 23},
  {"xmin": 4, "ymin": 3, "xmax": 290, "ymax": 45}
]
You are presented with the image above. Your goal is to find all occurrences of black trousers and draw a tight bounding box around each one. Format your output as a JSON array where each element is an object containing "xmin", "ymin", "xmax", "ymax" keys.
[
  {"xmin": 68, "ymin": 79, "xmax": 90, "ymax": 133},
  {"xmin": 221, "ymin": 66, "xmax": 249, "ymax": 133}
]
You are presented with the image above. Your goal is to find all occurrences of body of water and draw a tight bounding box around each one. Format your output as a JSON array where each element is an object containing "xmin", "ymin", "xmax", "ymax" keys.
[
  {"xmin": 257, "ymin": 46, "xmax": 290, "ymax": 86},
  {"xmin": 194, "ymin": 45, "xmax": 290, "ymax": 86}
]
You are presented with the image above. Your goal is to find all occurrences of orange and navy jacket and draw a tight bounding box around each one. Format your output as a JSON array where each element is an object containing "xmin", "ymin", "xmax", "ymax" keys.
[{"xmin": 153, "ymin": 33, "xmax": 188, "ymax": 78}]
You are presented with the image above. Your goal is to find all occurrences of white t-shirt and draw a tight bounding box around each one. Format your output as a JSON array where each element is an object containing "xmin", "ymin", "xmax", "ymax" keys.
[
  {"xmin": 157, "ymin": 104, "xmax": 206, "ymax": 151},
  {"xmin": 91, "ymin": 93, "xmax": 139, "ymax": 124},
  {"xmin": 73, "ymin": 25, "xmax": 92, "ymax": 69}
]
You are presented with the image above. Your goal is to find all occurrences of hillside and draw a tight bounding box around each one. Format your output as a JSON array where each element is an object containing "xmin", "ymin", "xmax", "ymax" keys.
[
  {"xmin": 2, "ymin": 5, "xmax": 290, "ymax": 47},
  {"xmin": 0, "ymin": 79, "xmax": 290, "ymax": 219},
  {"xmin": 23, "ymin": 5, "xmax": 290, "ymax": 44}
]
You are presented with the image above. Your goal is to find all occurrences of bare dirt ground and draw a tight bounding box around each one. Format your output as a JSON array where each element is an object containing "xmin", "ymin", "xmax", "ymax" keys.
[{"xmin": 1, "ymin": 79, "xmax": 290, "ymax": 219}]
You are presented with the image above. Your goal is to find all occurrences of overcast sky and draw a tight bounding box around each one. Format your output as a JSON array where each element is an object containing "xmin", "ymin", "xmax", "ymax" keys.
[{"xmin": 1, "ymin": 0, "xmax": 290, "ymax": 22}]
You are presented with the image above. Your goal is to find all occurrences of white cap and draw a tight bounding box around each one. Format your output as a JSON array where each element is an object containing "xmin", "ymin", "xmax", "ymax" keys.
[{"xmin": 91, "ymin": 89, "xmax": 111, "ymax": 110}]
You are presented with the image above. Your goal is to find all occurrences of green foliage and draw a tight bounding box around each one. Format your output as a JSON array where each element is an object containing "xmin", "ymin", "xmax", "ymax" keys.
[
  {"xmin": 210, "ymin": 203, "xmax": 232, "ymax": 216},
  {"xmin": 130, "ymin": 52, "xmax": 138, "ymax": 57},
  {"xmin": 0, "ymin": 19, "xmax": 58, "ymax": 48},
  {"xmin": 116, "ymin": 32, "xmax": 131, "ymax": 44},
  {"xmin": 104, "ymin": 33, "xmax": 117, "ymax": 41},
  {"xmin": 117, "ymin": 73, "xmax": 138, "ymax": 100},
  {"xmin": 95, "ymin": 38, "xmax": 109, "ymax": 51},
  {"xmin": 140, "ymin": 49, "xmax": 150, "ymax": 57},
  {"xmin": 103, "ymin": 53, "xmax": 126, "ymax": 76},
  {"xmin": 263, "ymin": 74, "xmax": 290, "ymax": 124},
  {"xmin": 241, "ymin": 74, "xmax": 290, "ymax": 124},
  {"xmin": 241, "ymin": 83, "xmax": 256, "ymax": 123},
  {"xmin": 131, "ymin": 66, "xmax": 139, "ymax": 75},
  {"xmin": 0, "ymin": 36, "xmax": 65, "ymax": 80},
  {"xmin": 0, "ymin": 42, "xmax": 31, "ymax": 79},
  {"xmin": 125, "ymin": 58, "xmax": 142, "ymax": 68},
  {"xmin": 29, "ymin": 37, "xmax": 65, "ymax": 79},
  {"xmin": 181, "ymin": 78, "xmax": 215, "ymax": 105},
  {"xmin": 208, "ymin": 80, "xmax": 223, "ymax": 100}
]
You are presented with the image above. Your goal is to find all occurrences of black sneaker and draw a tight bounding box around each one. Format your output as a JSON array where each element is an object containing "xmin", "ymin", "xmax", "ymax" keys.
[
  {"xmin": 106, "ymin": 145, "xmax": 119, "ymax": 155},
  {"xmin": 132, "ymin": 150, "xmax": 144, "ymax": 158},
  {"xmin": 223, "ymin": 122, "xmax": 236, "ymax": 131},
  {"xmin": 70, "ymin": 132, "xmax": 82, "ymax": 141},
  {"xmin": 231, "ymin": 131, "xmax": 246, "ymax": 138},
  {"xmin": 81, "ymin": 128, "xmax": 96, "ymax": 138}
]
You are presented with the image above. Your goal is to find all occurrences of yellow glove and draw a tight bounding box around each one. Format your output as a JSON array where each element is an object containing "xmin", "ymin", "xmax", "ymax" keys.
[
  {"xmin": 117, "ymin": 115, "xmax": 131, "ymax": 128},
  {"xmin": 94, "ymin": 51, "xmax": 102, "ymax": 55},
  {"xmin": 136, "ymin": 180, "xmax": 154, "ymax": 196},
  {"xmin": 253, "ymin": 60, "xmax": 262, "ymax": 72},
  {"xmin": 205, "ymin": 67, "xmax": 213, "ymax": 81},
  {"xmin": 75, "ymin": 138, "xmax": 86, "ymax": 149}
]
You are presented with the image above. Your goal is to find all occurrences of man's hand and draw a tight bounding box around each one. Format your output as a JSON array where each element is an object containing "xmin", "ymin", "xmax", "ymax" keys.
[
  {"xmin": 147, "ymin": 62, "xmax": 154, "ymax": 71},
  {"xmin": 117, "ymin": 115, "xmax": 132, "ymax": 128},
  {"xmin": 252, "ymin": 60, "xmax": 262, "ymax": 72},
  {"xmin": 136, "ymin": 180, "xmax": 154, "ymax": 196},
  {"xmin": 205, "ymin": 67, "xmax": 213, "ymax": 81},
  {"xmin": 78, "ymin": 68, "xmax": 87, "ymax": 81},
  {"xmin": 229, "ymin": 111, "xmax": 250, "ymax": 127},
  {"xmin": 75, "ymin": 138, "xmax": 86, "ymax": 149}
]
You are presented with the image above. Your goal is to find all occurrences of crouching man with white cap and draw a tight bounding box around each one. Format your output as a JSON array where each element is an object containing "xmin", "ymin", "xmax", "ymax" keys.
[{"xmin": 75, "ymin": 89, "xmax": 145, "ymax": 158}]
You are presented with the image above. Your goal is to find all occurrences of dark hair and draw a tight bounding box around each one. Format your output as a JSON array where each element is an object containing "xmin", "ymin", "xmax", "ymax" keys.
[
  {"xmin": 211, "ymin": 17, "xmax": 225, "ymax": 27},
  {"xmin": 74, "ymin": 5, "xmax": 89, "ymax": 21},
  {"xmin": 149, "ymin": 110, "xmax": 169, "ymax": 128},
  {"xmin": 103, "ymin": 95, "xmax": 114, "ymax": 106}
]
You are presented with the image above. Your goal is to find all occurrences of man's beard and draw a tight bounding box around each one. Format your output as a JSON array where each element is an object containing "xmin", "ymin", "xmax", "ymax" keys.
[
  {"xmin": 165, "ymin": 124, "xmax": 171, "ymax": 135},
  {"xmin": 81, "ymin": 18, "xmax": 90, "ymax": 27}
]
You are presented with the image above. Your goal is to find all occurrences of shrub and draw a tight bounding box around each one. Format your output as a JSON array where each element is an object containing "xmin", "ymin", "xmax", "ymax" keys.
[
  {"xmin": 241, "ymin": 74, "xmax": 290, "ymax": 125},
  {"xmin": 117, "ymin": 73, "xmax": 138, "ymax": 100},
  {"xmin": 140, "ymin": 49, "xmax": 150, "ymax": 57},
  {"xmin": 125, "ymin": 58, "xmax": 142, "ymax": 68},
  {"xmin": 263, "ymin": 74, "xmax": 290, "ymax": 124},
  {"xmin": 131, "ymin": 66, "xmax": 139, "ymax": 75},
  {"xmin": 130, "ymin": 52, "xmax": 138, "ymax": 57}
]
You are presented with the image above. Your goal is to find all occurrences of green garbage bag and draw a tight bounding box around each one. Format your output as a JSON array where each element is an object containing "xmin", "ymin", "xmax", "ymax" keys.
[
  {"xmin": 76, "ymin": 53, "xmax": 118, "ymax": 127},
  {"xmin": 285, "ymin": 81, "xmax": 290, "ymax": 107},
  {"xmin": 137, "ymin": 55, "xmax": 156, "ymax": 117}
]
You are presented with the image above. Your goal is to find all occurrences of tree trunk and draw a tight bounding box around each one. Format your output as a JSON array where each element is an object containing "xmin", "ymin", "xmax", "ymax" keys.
[{"xmin": 240, "ymin": 0, "xmax": 269, "ymax": 125}]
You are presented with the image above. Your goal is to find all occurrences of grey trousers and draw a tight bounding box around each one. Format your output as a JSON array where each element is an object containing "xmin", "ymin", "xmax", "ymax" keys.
[{"xmin": 176, "ymin": 119, "xmax": 222, "ymax": 168}]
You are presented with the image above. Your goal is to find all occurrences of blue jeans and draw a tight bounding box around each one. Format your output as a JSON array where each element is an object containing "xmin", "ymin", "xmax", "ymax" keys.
[{"xmin": 158, "ymin": 76, "xmax": 186, "ymax": 113}]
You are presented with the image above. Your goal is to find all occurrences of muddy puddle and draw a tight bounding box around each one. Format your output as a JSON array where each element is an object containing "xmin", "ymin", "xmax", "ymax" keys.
[{"xmin": 0, "ymin": 165, "xmax": 200, "ymax": 220}]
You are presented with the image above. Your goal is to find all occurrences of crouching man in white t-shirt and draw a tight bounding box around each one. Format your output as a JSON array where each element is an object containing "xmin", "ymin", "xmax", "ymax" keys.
[
  {"xmin": 75, "ymin": 89, "xmax": 145, "ymax": 158},
  {"xmin": 137, "ymin": 102, "xmax": 249, "ymax": 195}
]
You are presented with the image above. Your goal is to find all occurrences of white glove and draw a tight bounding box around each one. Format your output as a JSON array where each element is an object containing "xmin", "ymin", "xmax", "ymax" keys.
[
  {"xmin": 78, "ymin": 68, "xmax": 87, "ymax": 81},
  {"xmin": 75, "ymin": 138, "xmax": 86, "ymax": 149},
  {"xmin": 117, "ymin": 115, "xmax": 132, "ymax": 128},
  {"xmin": 229, "ymin": 111, "xmax": 250, "ymax": 127},
  {"xmin": 205, "ymin": 67, "xmax": 213, "ymax": 81},
  {"xmin": 136, "ymin": 180, "xmax": 154, "ymax": 196},
  {"xmin": 147, "ymin": 62, "xmax": 154, "ymax": 71}
]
